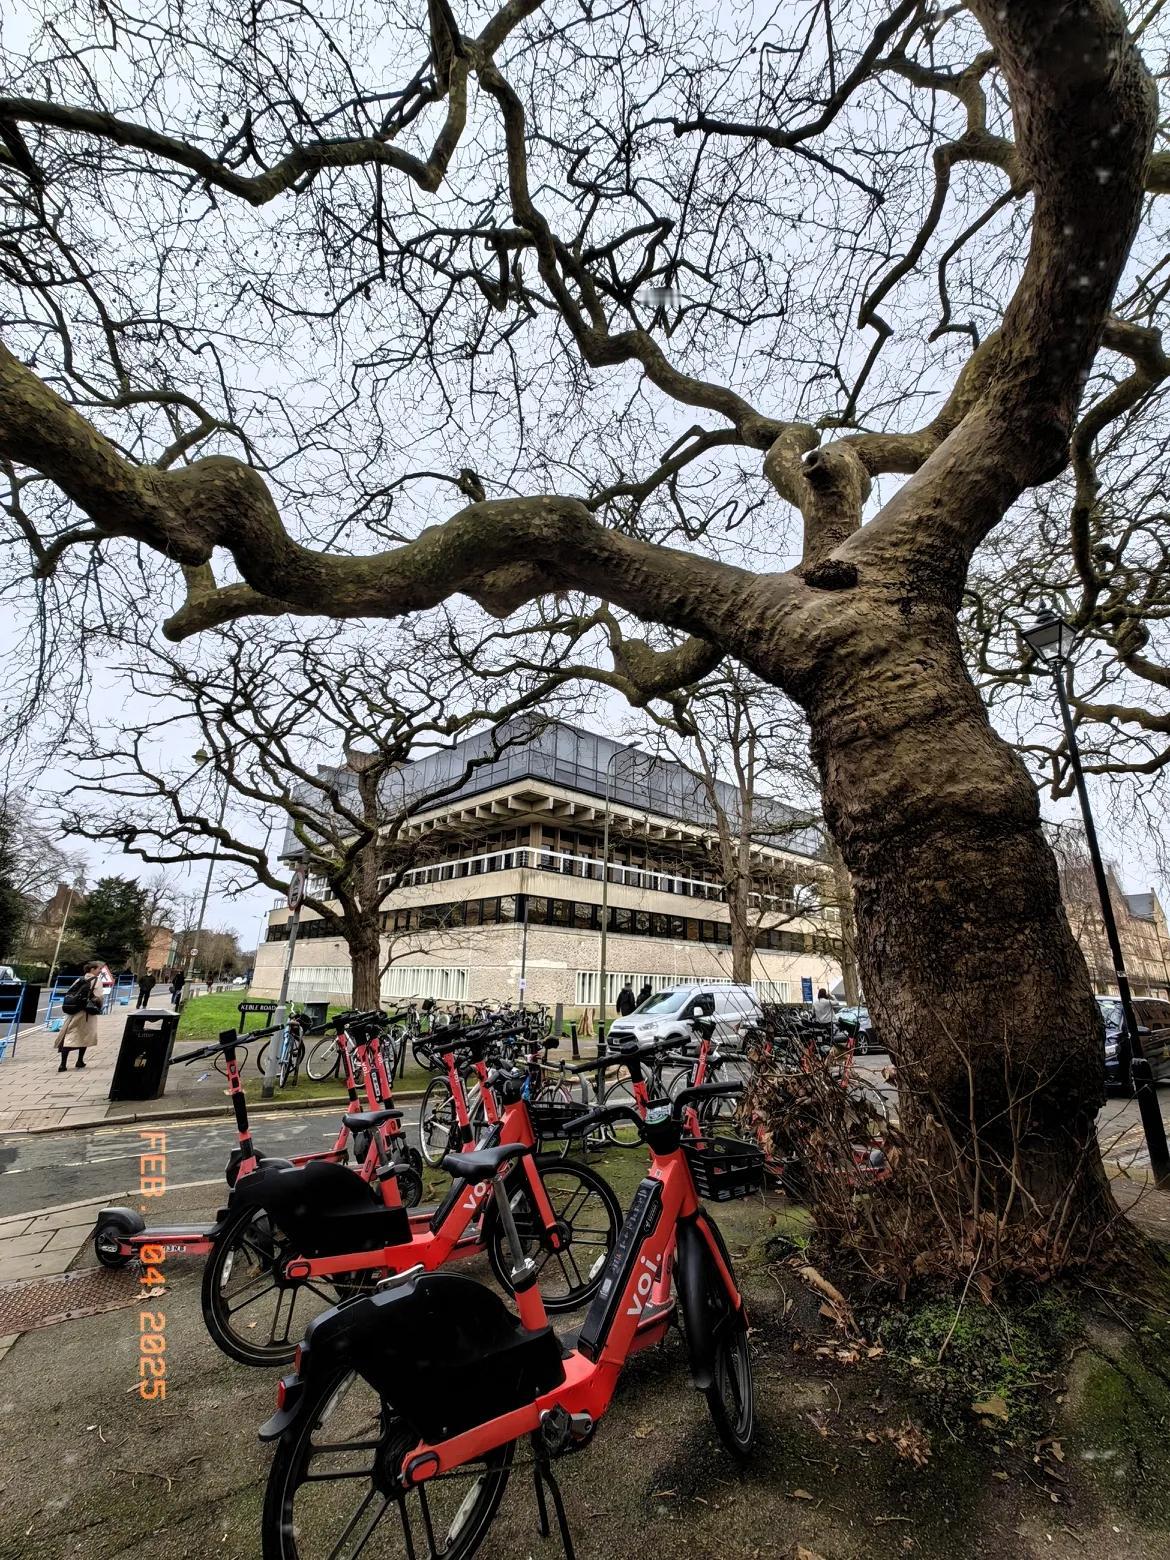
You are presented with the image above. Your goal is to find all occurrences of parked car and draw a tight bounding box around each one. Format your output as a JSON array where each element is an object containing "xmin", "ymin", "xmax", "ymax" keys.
[
  {"xmin": 835, "ymin": 1005, "xmax": 883, "ymax": 1055},
  {"xmin": 1099, "ymin": 994, "xmax": 1170, "ymax": 1086},
  {"xmin": 605, "ymin": 982, "xmax": 762, "ymax": 1050},
  {"xmin": 0, "ymin": 965, "xmax": 16, "ymax": 984}
]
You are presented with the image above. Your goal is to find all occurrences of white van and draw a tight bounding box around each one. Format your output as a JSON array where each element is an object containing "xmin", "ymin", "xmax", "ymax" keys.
[{"xmin": 605, "ymin": 983, "xmax": 761, "ymax": 1049}]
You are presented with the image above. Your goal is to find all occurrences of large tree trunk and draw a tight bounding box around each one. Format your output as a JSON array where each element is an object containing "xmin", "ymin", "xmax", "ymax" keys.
[
  {"xmin": 728, "ymin": 880, "xmax": 754, "ymax": 985},
  {"xmin": 799, "ymin": 598, "xmax": 1114, "ymax": 1247},
  {"xmin": 349, "ymin": 919, "xmax": 383, "ymax": 1012}
]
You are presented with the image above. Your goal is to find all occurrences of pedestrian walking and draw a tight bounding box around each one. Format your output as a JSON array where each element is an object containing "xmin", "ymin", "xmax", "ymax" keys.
[
  {"xmin": 636, "ymin": 981, "xmax": 652, "ymax": 1008},
  {"xmin": 616, "ymin": 981, "xmax": 636, "ymax": 1017},
  {"xmin": 55, "ymin": 961, "xmax": 108, "ymax": 1072},
  {"xmin": 169, "ymin": 969, "xmax": 186, "ymax": 1008},
  {"xmin": 136, "ymin": 970, "xmax": 157, "ymax": 1009}
]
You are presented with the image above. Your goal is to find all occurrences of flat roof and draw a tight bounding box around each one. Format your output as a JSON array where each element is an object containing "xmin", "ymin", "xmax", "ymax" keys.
[{"xmin": 283, "ymin": 715, "xmax": 823, "ymax": 862}]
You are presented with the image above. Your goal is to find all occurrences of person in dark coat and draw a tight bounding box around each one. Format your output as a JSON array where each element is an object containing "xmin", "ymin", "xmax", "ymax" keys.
[
  {"xmin": 637, "ymin": 982, "xmax": 653, "ymax": 1008},
  {"xmin": 169, "ymin": 970, "xmax": 186, "ymax": 1008},
  {"xmin": 136, "ymin": 970, "xmax": 157, "ymax": 1009},
  {"xmin": 616, "ymin": 982, "xmax": 636, "ymax": 1017}
]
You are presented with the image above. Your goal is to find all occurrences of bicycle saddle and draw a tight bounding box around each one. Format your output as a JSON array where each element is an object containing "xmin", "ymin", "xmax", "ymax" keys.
[
  {"xmin": 229, "ymin": 1159, "xmax": 412, "ymax": 1254},
  {"xmin": 442, "ymin": 1141, "xmax": 528, "ymax": 1181},
  {"xmin": 344, "ymin": 1107, "xmax": 403, "ymax": 1131}
]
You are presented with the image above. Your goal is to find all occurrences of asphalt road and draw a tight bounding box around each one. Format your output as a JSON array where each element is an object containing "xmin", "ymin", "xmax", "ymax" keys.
[
  {"xmin": 851, "ymin": 1052, "xmax": 1170, "ymax": 1169},
  {"xmin": 2, "ymin": 1052, "xmax": 1166, "ymax": 1223},
  {"xmin": 0, "ymin": 1101, "xmax": 424, "ymax": 1218}
]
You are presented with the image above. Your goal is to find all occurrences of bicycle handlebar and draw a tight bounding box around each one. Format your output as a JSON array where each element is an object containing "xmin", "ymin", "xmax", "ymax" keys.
[
  {"xmin": 563, "ymin": 1078, "xmax": 744, "ymax": 1140},
  {"xmin": 562, "ymin": 1101, "xmax": 646, "ymax": 1137},
  {"xmin": 672, "ymin": 1080, "xmax": 743, "ymax": 1114}
]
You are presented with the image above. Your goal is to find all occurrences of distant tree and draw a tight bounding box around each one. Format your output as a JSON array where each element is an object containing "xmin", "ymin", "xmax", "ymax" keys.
[
  {"xmin": 74, "ymin": 876, "xmax": 150, "ymax": 969},
  {"xmin": 636, "ymin": 664, "xmax": 825, "ymax": 984},
  {"xmin": 0, "ymin": 805, "xmax": 25, "ymax": 959},
  {"xmin": 197, "ymin": 928, "xmax": 243, "ymax": 980}
]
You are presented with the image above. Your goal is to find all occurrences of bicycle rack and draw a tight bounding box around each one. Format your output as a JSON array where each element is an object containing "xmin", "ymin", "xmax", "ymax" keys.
[
  {"xmin": 0, "ymin": 978, "xmax": 24, "ymax": 1060},
  {"xmin": 43, "ymin": 977, "xmax": 74, "ymax": 1033}
]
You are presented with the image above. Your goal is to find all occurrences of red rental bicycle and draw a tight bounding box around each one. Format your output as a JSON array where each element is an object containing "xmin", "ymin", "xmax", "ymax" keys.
[
  {"xmin": 92, "ymin": 1019, "xmax": 416, "ymax": 1269},
  {"xmin": 258, "ymin": 1047, "xmax": 758, "ymax": 1560},
  {"xmin": 201, "ymin": 1026, "xmax": 622, "ymax": 1367}
]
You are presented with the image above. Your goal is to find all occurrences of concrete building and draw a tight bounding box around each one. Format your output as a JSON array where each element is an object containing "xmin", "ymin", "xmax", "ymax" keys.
[{"xmin": 252, "ymin": 719, "xmax": 843, "ymax": 1011}]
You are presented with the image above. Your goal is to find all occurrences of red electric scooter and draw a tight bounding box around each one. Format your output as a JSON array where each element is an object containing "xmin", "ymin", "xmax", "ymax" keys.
[{"xmin": 91, "ymin": 1016, "xmax": 416, "ymax": 1268}]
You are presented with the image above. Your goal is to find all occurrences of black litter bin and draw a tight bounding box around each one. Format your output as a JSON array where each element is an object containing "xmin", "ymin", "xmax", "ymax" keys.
[
  {"xmin": 108, "ymin": 1010, "xmax": 181, "ymax": 1102},
  {"xmin": 302, "ymin": 1000, "xmax": 328, "ymax": 1033},
  {"xmin": 19, "ymin": 983, "xmax": 41, "ymax": 1024}
]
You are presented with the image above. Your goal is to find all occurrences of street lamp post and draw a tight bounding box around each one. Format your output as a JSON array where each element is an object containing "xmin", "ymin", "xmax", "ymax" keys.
[
  {"xmin": 598, "ymin": 742, "xmax": 638, "ymax": 1040},
  {"xmin": 1023, "ymin": 606, "xmax": 1170, "ymax": 1186},
  {"xmin": 191, "ymin": 747, "xmax": 228, "ymax": 993}
]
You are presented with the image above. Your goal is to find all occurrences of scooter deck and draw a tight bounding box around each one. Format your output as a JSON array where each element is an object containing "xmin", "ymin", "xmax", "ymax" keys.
[{"xmin": 128, "ymin": 1224, "xmax": 216, "ymax": 1240}]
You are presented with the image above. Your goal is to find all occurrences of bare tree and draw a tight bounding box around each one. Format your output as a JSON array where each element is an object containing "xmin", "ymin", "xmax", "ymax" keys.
[
  {"xmin": 2, "ymin": 0, "xmax": 1167, "ymax": 1270},
  {"xmin": 633, "ymin": 664, "xmax": 824, "ymax": 983},
  {"xmin": 61, "ymin": 624, "xmax": 582, "ymax": 1008}
]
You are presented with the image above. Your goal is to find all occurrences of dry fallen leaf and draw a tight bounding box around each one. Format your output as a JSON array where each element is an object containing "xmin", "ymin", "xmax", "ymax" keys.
[
  {"xmin": 886, "ymin": 1421, "xmax": 931, "ymax": 1468},
  {"xmin": 789, "ymin": 1488, "xmax": 815, "ymax": 1501}
]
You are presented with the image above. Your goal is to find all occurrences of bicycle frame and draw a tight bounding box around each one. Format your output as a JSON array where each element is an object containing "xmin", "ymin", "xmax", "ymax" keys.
[
  {"xmin": 93, "ymin": 1026, "xmax": 284, "ymax": 1263},
  {"xmin": 94, "ymin": 1024, "xmax": 400, "ymax": 1266},
  {"xmin": 392, "ymin": 1122, "xmax": 739, "ymax": 1482},
  {"xmin": 277, "ymin": 1092, "xmax": 561, "ymax": 1284}
]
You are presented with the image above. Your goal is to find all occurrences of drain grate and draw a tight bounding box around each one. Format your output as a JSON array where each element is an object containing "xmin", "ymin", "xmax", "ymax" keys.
[{"xmin": 0, "ymin": 1266, "xmax": 145, "ymax": 1335}]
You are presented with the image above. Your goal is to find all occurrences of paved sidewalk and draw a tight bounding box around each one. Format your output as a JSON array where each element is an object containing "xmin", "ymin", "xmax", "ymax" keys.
[
  {"xmin": 0, "ymin": 1004, "xmax": 244, "ymax": 1133},
  {"xmin": 0, "ymin": 1192, "xmax": 123, "ymax": 1284}
]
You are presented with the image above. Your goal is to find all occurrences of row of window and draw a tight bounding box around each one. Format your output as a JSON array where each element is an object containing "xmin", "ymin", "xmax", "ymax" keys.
[{"xmin": 267, "ymin": 895, "xmax": 815, "ymax": 955}]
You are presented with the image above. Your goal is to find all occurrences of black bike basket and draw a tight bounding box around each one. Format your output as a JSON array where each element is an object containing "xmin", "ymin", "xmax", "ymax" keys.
[
  {"xmin": 528, "ymin": 1096, "xmax": 585, "ymax": 1141},
  {"xmin": 683, "ymin": 1135, "xmax": 766, "ymax": 1201}
]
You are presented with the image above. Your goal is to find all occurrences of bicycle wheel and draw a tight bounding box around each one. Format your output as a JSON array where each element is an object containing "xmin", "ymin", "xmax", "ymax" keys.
[
  {"xmin": 263, "ymin": 1366, "xmax": 513, "ymax": 1560},
  {"xmin": 602, "ymin": 1076, "xmax": 644, "ymax": 1147},
  {"xmin": 485, "ymin": 1159, "xmax": 621, "ymax": 1312},
  {"xmin": 305, "ymin": 1036, "xmax": 340, "ymax": 1082},
  {"xmin": 690, "ymin": 1229, "xmax": 755, "ymax": 1459},
  {"xmin": 201, "ymin": 1206, "xmax": 365, "ymax": 1368},
  {"xmin": 419, "ymin": 1076, "xmax": 457, "ymax": 1167},
  {"xmin": 279, "ymin": 1035, "xmax": 305, "ymax": 1089}
]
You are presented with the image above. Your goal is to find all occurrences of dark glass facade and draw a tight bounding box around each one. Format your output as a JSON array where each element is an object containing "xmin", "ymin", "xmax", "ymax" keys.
[{"xmin": 266, "ymin": 894, "xmax": 811, "ymax": 954}]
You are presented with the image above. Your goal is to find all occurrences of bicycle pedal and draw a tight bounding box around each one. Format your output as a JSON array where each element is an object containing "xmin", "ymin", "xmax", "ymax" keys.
[{"xmin": 538, "ymin": 1405, "xmax": 594, "ymax": 1455}]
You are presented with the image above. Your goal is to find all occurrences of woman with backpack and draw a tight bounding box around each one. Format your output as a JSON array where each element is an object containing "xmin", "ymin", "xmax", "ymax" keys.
[{"xmin": 55, "ymin": 961, "xmax": 107, "ymax": 1072}]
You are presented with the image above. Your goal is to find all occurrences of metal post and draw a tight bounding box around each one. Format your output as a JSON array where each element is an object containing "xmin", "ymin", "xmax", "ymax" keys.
[
  {"xmin": 518, "ymin": 892, "xmax": 530, "ymax": 1003},
  {"xmin": 192, "ymin": 785, "xmax": 228, "ymax": 982},
  {"xmin": 598, "ymin": 743, "xmax": 635, "ymax": 1038},
  {"xmin": 263, "ymin": 908, "xmax": 301, "ymax": 1099},
  {"xmin": 1052, "ymin": 673, "xmax": 1170, "ymax": 1185},
  {"xmin": 46, "ymin": 882, "xmax": 77, "ymax": 989}
]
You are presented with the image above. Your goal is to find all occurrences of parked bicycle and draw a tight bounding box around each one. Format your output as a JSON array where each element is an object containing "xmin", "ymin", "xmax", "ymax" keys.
[
  {"xmin": 254, "ymin": 1008, "xmax": 307, "ymax": 1088},
  {"xmin": 258, "ymin": 1041, "xmax": 756, "ymax": 1560},
  {"xmin": 202, "ymin": 1019, "xmax": 622, "ymax": 1367}
]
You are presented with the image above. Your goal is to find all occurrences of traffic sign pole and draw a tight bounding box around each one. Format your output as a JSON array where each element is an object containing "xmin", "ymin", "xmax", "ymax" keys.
[{"xmin": 262, "ymin": 866, "xmax": 308, "ymax": 1099}]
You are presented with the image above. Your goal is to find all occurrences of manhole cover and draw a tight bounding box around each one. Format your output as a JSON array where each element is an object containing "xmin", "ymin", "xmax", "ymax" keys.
[{"xmin": 0, "ymin": 1266, "xmax": 145, "ymax": 1335}]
